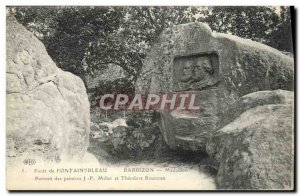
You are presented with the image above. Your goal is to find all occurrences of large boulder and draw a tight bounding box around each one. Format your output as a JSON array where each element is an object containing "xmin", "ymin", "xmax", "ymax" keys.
[
  {"xmin": 6, "ymin": 16, "xmax": 90, "ymax": 164},
  {"xmin": 218, "ymin": 89, "xmax": 294, "ymax": 129},
  {"xmin": 207, "ymin": 90, "xmax": 294, "ymax": 190},
  {"xmin": 136, "ymin": 22, "xmax": 294, "ymax": 152}
]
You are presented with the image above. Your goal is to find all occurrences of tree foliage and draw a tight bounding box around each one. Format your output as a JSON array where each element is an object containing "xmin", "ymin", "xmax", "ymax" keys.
[
  {"xmin": 267, "ymin": 7, "xmax": 293, "ymax": 52},
  {"xmin": 197, "ymin": 6, "xmax": 293, "ymax": 52},
  {"xmin": 15, "ymin": 6, "xmax": 126, "ymax": 85},
  {"xmin": 13, "ymin": 6, "xmax": 293, "ymax": 92}
]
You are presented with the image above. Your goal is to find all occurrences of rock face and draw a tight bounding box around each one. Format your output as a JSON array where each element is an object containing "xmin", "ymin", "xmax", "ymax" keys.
[
  {"xmin": 207, "ymin": 90, "xmax": 294, "ymax": 190},
  {"xmin": 6, "ymin": 16, "xmax": 90, "ymax": 163},
  {"xmin": 218, "ymin": 89, "xmax": 294, "ymax": 129},
  {"xmin": 136, "ymin": 22, "xmax": 294, "ymax": 152}
]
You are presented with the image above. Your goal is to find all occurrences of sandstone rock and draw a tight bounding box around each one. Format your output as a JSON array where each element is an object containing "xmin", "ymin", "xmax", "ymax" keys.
[
  {"xmin": 218, "ymin": 89, "xmax": 294, "ymax": 129},
  {"xmin": 207, "ymin": 90, "xmax": 294, "ymax": 190},
  {"xmin": 6, "ymin": 16, "xmax": 90, "ymax": 164},
  {"xmin": 157, "ymin": 89, "xmax": 231, "ymax": 152},
  {"xmin": 136, "ymin": 22, "xmax": 294, "ymax": 95},
  {"xmin": 136, "ymin": 22, "xmax": 294, "ymax": 151}
]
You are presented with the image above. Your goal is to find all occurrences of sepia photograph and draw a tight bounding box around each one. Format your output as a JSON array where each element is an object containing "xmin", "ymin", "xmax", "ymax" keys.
[{"xmin": 5, "ymin": 4, "xmax": 295, "ymax": 191}]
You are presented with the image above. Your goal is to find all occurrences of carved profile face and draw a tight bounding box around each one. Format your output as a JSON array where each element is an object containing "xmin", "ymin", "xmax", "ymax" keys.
[
  {"xmin": 173, "ymin": 53, "xmax": 218, "ymax": 91},
  {"xmin": 180, "ymin": 62, "xmax": 193, "ymax": 82},
  {"xmin": 192, "ymin": 57, "xmax": 213, "ymax": 82}
]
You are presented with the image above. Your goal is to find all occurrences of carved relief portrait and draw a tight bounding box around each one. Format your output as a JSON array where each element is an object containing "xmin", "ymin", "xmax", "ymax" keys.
[{"xmin": 173, "ymin": 53, "xmax": 219, "ymax": 91}]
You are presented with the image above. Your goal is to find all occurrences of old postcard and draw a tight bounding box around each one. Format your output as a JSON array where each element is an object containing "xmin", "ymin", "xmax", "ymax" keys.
[{"xmin": 6, "ymin": 6, "xmax": 295, "ymax": 191}]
